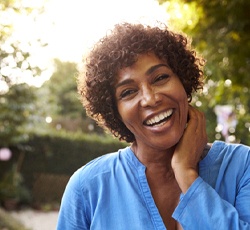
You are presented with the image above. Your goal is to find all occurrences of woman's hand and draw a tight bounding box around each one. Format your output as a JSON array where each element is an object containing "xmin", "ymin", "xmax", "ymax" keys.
[{"xmin": 171, "ymin": 105, "xmax": 208, "ymax": 193}]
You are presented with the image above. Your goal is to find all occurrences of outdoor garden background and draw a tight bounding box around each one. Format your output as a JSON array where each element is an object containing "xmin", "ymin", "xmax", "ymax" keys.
[{"xmin": 0, "ymin": 0, "xmax": 249, "ymax": 229}]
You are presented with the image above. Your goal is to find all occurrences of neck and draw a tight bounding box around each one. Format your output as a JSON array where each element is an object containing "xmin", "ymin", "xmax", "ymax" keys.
[{"xmin": 131, "ymin": 141, "xmax": 175, "ymax": 175}]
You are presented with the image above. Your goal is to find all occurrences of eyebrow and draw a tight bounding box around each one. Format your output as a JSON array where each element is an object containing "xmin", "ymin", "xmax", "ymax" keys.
[
  {"xmin": 115, "ymin": 79, "xmax": 134, "ymax": 89},
  {"xmin": 145, "ymin": 64, "xmax": 168, "ymax": 75},
  {"xmin": 115, "ymin": 64, "xmax": 168, "ymax": 89}
]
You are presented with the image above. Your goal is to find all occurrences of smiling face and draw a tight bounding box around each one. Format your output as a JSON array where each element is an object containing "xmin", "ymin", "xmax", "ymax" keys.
[{"xmin": 115, "ymin": 53, "xmax": 189, "ymax": 153}]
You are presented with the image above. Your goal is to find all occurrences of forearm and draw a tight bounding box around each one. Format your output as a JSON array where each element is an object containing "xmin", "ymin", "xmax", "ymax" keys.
[{"xmin": 173, "ymin": 177, "xmax": 250, "ymax": 230}]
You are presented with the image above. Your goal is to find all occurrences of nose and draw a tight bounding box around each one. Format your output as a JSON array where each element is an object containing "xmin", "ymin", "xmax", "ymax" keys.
[{"xmin": 140, "ymin": 85, "xmax": 161, "ymax": 107}]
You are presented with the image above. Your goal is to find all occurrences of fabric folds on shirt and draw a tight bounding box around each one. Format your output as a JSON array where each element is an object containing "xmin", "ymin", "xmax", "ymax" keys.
[{"xmin": 57, "ymin": 141, "xmax": 250, "ymax": 230}]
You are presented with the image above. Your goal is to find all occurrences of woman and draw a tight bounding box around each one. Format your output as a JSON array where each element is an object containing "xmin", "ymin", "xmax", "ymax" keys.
[{"xmin": 57, "ymin": 23, "xmax": 250, "ymax": 229}]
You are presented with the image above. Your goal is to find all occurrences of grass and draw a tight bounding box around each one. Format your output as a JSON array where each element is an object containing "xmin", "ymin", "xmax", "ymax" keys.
[{"xmin": 0, "ymin": 208, "xmax": 29, "ymax": 230}]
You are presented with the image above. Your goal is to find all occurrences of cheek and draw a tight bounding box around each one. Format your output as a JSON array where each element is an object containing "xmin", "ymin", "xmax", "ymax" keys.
[
  {"xmin": 117, "ymin": 102, "xmax": 133, "ymax": 124},
  {"xmin": 117, "ymin": 102, "xmax": 139, "ymax": 134}
]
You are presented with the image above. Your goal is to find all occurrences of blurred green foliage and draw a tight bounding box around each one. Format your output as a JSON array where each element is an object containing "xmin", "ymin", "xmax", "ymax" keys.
[
  {"xmin": 36, "ymin": 59, "xmax": 104, "ymax": 134},
  {"xmin": 0, "ymin": 164, "xmax": 31, "ymax": 205},
  {"xmin": 20, "ymin": 131, "xmax": 127, "ymax": 177},
  {"xmin": 0, "ymin": 0, "xmax": 45, "ymax": 147},
  {"xmin": 0, "ymin": 83, "xmax": 36, "ymax": 146},
  {"xmin": 45, "ymin": 60, "xmax": 82, "ymax": 118},
  {"xmin": 0, "ymin": 131, "xmax": 127, "ymax": 204}
]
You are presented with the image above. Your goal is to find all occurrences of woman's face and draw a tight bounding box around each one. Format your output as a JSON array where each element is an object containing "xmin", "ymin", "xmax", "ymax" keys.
[{"xmin": 115, "ymin": 53, "xmax": 189, "ymax": 151}]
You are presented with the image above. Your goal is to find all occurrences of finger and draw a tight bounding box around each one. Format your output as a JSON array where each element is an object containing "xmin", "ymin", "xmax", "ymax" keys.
[
  {"xmin": 185, "ymin": 106, "xmax": 200, "ymax": 133},
  {"xmin": 187, "ymin": 106, "xmax": 208, "ymax": 147},
  {"xmin": 188, "ymin": 106, "xmax": 206, "ymax": 132}
]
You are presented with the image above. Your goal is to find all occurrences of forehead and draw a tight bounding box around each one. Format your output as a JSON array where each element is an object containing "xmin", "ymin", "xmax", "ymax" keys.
[{"xmin": 116, "ymin": 53, "xmax": 169, "ymax": 81}]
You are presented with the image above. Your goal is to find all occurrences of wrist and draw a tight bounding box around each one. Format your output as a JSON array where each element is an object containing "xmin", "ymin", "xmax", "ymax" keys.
[{"xmin": 173, "ymin": 167, "xmax": 198, "ymax": 193}]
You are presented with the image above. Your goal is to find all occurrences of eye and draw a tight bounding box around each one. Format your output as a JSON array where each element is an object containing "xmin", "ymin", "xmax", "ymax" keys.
[
  {"xmin": 120, "ymin": 88, "xmax": 137, "ymax": 99},
  {"xmin": 154, "ymin": 74, "xmax": 170, "ymax": 83}
]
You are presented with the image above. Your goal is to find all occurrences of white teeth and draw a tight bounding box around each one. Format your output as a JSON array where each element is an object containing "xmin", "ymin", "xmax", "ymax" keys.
[
  {"xmin": 159, "ymin": 114, "xmax": 165, "ymax": 120},
  {"xmin": 155, "ymin": 116, "xmax": 160, "ymax": 123},
  {"xmin": 145, "ymin": 109, "xmax": 173, "ymax": 126}
]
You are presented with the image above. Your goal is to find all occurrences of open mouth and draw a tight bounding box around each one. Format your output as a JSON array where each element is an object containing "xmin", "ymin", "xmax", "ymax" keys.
[{"xmin": 144, "ymin": 109, "xmax": 174, "ymax": 127}]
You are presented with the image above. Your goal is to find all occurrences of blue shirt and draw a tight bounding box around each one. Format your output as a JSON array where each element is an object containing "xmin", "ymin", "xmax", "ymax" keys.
[{"xmin": 57, "ymin": 141, "xmax": 250, "ymax": 229}]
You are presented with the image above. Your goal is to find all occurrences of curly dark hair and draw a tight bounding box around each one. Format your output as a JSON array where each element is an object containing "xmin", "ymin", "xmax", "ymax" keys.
[{"xmin": 78, "ymin": 22, "xmax": 204, "ymax": 143}]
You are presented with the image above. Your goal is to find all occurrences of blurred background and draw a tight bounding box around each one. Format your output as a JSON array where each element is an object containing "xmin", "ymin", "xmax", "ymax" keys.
[{"xmin": 0, "ymin": 0, "xmax": 249, "ymax": 229}]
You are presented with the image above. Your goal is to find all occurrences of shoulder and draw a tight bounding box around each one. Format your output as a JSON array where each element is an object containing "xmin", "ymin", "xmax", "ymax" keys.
[
  {"xmin": 206, "ymin": 141, "xmax": 250, "ymax": 169},
  {"xmin": 200, "ymin": 141, "xmax": 250, "ymax": 188},
  {"xmin": 211, "ymin": 141, "xmax": 250, "ymax": 156}
]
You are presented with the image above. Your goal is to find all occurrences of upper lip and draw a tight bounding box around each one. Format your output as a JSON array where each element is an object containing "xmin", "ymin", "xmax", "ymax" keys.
[{"xmin": 143, "ymin": 109, "xmax": 174, "ymax": 126}]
